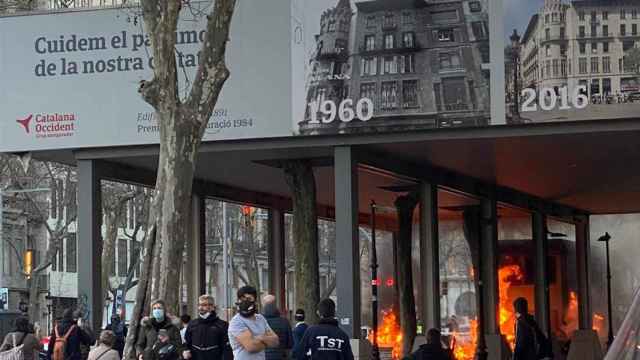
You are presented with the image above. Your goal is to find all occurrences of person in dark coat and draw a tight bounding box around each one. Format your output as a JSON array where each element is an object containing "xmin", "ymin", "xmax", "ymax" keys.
[
  {"xmin": 292, "ymin": 299, "xmax": 353, "ymax": 360},
  {"xmin": 292, "ymin": 309, "xmax": 308, "ymax": 350},
  {"xmin": 403, "ymin": 329, "xmax": 453, "ymax": 360},
  {"xmin": 105, "ymin": 313, "xmax": 127, "ymax": 358},
  {"xmin": 150, "ymin": 330, "xmax": 179, "ymax": 360},
  {"xmin": 136, "ymin": 300, "xmax": 181, "ymax": 360},
  {"xmin": 513, "ymin": 297, "xmax": 539, "ymax": 360},
  {"xmin": 183, "ymin": 295, "xmax": 232, "ymax": 360},
  {"xmin": 0, "ymin": 316, "xmax": 43, "ymax": 360},
  {"xmin": 47, "ymin": 309, "xmax": 93, "ymax": 360},
  {"xmin": 261, "ymin": 295, "xmax": 293, "ymax": 360}
]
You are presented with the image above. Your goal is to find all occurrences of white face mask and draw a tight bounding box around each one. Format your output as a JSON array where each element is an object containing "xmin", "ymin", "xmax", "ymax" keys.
[{"xmin": 199, "ymin": 312, "xmax": 211, "ymax": 319}]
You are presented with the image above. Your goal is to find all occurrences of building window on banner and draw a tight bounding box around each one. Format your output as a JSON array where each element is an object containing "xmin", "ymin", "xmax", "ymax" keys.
[
  {"xmin": 381, "ymin": 81, "xmax": 398, "ymax": 110},
  {"xmin": 360, "ymin": 83, "xmax": 377, "ymax": 112},
  {"xmin": 398, "ymin": 54, "xmax": 415, "ymax": 74},
  {"xmin": 438, "ymin": 29, "xmax": 455, "ymax": 42},
  {"xmin": 383, "ymin": 56, "xmax": 398, "ymax": 74},
  {"xmin": 603, "ymin": 56, "xmax": 611, "ymax": 73},
  {"xmin": 579, "ymin": 57, "xmax": 588, "ymax": 74},
  {"xmin": 362, "ymin": 57, "xmax": 377, "ymax": 76},
  {"xmin": 402, "ymin": 80, "xmax": 419, "ymax": 108},
  {"xmin": 365, "ymin": 35, "xmax": 375, "ymax": 51}
]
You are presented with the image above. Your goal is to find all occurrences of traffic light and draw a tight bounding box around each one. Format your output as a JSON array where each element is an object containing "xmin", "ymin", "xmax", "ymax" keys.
[{"xmin": 23, "ymin": 249, "xmax": 33, "ymax": 279}]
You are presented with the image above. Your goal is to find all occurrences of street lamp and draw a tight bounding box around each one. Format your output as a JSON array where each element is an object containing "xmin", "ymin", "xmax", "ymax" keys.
[
  {"xmin": 597, "ymin": 232, "xmax": 614, "ymax": 348},
  {"xmin": 510, "ymin": 29, "xmax": 521, "ymax": 121},
  {"xmin": 369, "ymin": 201, "xmax": 380, "ymax": 360}
]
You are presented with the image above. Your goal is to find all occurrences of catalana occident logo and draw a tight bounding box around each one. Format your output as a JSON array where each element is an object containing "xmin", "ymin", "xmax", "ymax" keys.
[{"xmin": 16, "ymin": 112, "xmax": 76, "ymax": 138}]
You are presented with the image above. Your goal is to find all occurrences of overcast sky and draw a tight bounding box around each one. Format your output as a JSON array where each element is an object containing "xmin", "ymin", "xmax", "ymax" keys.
[{"xmin": 504, "ymin": 0, "xmax": 545, "ymax": 40}]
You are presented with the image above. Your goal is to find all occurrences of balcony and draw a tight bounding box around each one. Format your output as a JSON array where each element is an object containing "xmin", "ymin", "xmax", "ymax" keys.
[
  {"xmin": 316, "ymin": 47, "xmax": 349, "ymax": 60},
  {"xmin": 382, "ymin": 21, "xmax": 397, "ymax": 31},
  {"xmin": 359, "ymin": 41, "xmax": 421, "ymax": 55}
]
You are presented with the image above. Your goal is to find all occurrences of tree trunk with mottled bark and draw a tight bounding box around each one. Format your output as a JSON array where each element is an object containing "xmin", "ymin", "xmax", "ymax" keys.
[
  {"xmin": 283, "ymin": 160, "xmax": 320, "ymax": 325},
  {"xmin": 395, "ymin": 193, "xmax": 418, "ymax": 357}
]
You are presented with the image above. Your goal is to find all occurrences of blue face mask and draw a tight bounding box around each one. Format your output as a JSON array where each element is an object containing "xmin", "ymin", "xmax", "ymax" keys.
[{"xmin": 152, "ymin": 309, "xmax": 165, "ymax": 321}]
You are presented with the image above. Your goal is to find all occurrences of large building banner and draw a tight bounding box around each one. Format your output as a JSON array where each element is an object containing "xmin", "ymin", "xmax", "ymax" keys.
[
  {"xmin": 504, "ymin": 0, "xmax": 640, "ymax": 124},
  {"xmin": 292, "ymin": 0, "xmax": 491, "ymax": 135},
  {"xmin": 0, "ymin": 0, "xmax": 292, "ymax": 152}
]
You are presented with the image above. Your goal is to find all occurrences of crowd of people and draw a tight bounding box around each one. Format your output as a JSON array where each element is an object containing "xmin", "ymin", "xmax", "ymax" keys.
[{"xmin": 0, "ymin": 289, "xmax": 551, "ymax": 360}]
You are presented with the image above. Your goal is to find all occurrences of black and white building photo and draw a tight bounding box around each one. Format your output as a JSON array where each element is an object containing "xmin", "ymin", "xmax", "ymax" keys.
[{"xmin": 295, "ymin": 0, "xmax": 490, "ymax": 135}]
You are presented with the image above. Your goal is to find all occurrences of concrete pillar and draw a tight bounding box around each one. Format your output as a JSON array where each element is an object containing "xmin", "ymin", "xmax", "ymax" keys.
[
  {"xmin": 77, "ymin": 159, "xmax": 103, "ymax": 331},
  {"xmin": 480, "ymin": 197, "xmax": 510, "ymax": 360},
  {"xmin": 186, "ymin": 194, "xmax": 206, "ymax": 315},
  {"xmin": 419, "ymin": 182, "xmax": 440, "ymax": 330},
  {"xmin": 568, "ymin": 215, "xmax": 602, "ymax": 360},
  {"xmin": 268, "ymin": 208, "xmax": 286, "ymax": 312},
  {"xmin": 334, "ymin": 146, "xmax": 360, "ymax": 339},
  {"xmin": 533, "ymin": 212, "xmax": 551, "ymax": 335}
]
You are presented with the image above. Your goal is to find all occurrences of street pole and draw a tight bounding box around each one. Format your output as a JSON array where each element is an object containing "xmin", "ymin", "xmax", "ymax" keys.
[
  {"xmin": 370, "ymin": 200, "xmax": 380, "ymax": 360},
  {"xmin": 222, "ymin": 202, "xmax": 230, "ymax": 320},
  {"xmin": 598, "ymin": 232, "xmax": 614, "ymax": 348}
]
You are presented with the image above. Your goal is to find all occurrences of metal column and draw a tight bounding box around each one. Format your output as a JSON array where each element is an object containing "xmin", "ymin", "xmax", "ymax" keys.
[
  {"xmin": 334, "ymin": 146, "xmax": 360, "ymax": 338},
  {"xmin": 533, "ymin": 212, "xmax": 551, "ymax": 335},
  {"xmin": 576, "ymin": 216, "xmax": 592, "ymax": 330},
  {"xmin": 268, "ymin": 208, "xmax": 286, "ymax": 312},
  {"xmin": 186, "ymin": 194, "xmax": 206, "ymax": 315},
  {"xmin": 77, "ymin": 159, "xmax": 102, "ymax": 331},
  {"xmin": 419, "ymin": 182, "xmax": 440, "ymax": 330}
]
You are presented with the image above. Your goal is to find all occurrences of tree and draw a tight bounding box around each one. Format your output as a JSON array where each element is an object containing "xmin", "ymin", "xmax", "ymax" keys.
[
  {"xmin": 394, "ymin": 193, "xmax": 418, "ymax": 357},
  {"xmin": 124, "ymin": 0, "xmax": 237, "ymax": 358},
  {"xmin": 283, "ymin": 160, "xmax": 320, "ymax": 325}
]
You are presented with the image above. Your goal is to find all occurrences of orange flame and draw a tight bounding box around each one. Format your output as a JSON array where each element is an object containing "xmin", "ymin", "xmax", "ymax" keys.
[
  {"xmin": 368, "ymin": 308, "xmax": 403, "ymax": 359},
  {"xmin": 592, "ymin": 312, "xmax": 605, "ymax": 337},
  {"xmin": 498, "ymin": 264, "xmax": 524, "ymax": 351},
  {"xmin": 560, "ymin": 291, "xmax": 579, "ymax": 338},
  {"xmin": 452, "ymin": 318, "xmax": 478, "ymax": 360}
]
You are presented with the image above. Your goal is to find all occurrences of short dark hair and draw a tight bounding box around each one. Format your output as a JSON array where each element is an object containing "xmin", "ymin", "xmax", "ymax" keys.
[
  {"xmin": 317, "ymin": 298, "xmax": 336, "ymax": 319},
  {"xmin": 426, "ymin": 328, "xmax": 441, "ymax": 344},
  {"xmin": 180, "ymin": 314, "xmax": 191, "ymax": 324},
  {"xmin": 237, "ymin": 286, "xmax": 258, "ymax": 300},
  {"xmin": 295, "ymin": 309, "xmax": 305, "ymax": 321},
  {"xmin": 14, "ymin": 317, "xmax": 31, "ymax": 333}
]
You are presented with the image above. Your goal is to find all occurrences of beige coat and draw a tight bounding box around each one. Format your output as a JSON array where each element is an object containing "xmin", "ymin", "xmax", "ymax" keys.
[
  {"xmin": 87, "ymin": 345, "xmax": 120, "ymax": 360},
  {"xmin": 0, "ymin": 331, "xmax": 42, "ymax": 360}
]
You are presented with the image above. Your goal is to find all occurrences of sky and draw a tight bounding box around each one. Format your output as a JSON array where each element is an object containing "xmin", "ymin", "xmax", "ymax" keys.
[{"xmin": 504, "ymin": 0, "xmax": 545, "ymax": 40}]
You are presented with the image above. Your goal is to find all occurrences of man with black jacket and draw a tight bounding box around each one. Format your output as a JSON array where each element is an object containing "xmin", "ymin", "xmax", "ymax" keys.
[
  {"xmin": 513, "ymin": 297, "xmax": 553, "ymax": 360},
  {"xmin": 292, "ymin": 299, "xmax": 353, "ymax": 360},
  {"xmin": 183, "ymin": 295, "xmax": 232, "ymax": 360},
  {"xmin": 261, "ymin": 295, "xmax": 293, "ymax": 360}
]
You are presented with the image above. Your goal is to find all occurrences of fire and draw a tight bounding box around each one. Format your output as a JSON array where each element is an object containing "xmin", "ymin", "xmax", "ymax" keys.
[
  {"xmin": 593, "ymin": 312, "xmax": 605, "ymax": 336},
  {"xmin": 368, "ymin": 308, "xmax": 403, "ymax": 359},
  {"xmin": 498, "ymin": 264, "xmax": 524, "ymax": 351},
  {"xmin": 560, "ymin": 291, "xmax": 579, "ymax": 338},
  {"xmin": 452, "ymin": 318, "xmax": 478, "ymax": 360}
]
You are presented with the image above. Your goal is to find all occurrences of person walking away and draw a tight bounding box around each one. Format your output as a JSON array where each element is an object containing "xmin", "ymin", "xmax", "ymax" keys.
[
  {"xmin": 183, "ymin": 295, "xmax": 232, "ymax": 360},
  {"xmin": 149, "ymin": 331, "xmax": 178, "ymax": 360},
  {"xmin": 292, "ymin": 298, "xmax": 353, "ymax": 360},
  {"xmin": 136, "ymin": 300, "xmax": 181, "ymax": 360},
  {"xmin": 261, "ymin": 295, "xmax": 292, "ymax": 360},
  {"xmin": 179, "ymin": 315, "xmax": 191, "ymax": 345},
  {"xmin": 0, "ymin": 316, "xmax": 43, "ymax": 360},
  {"xmin": 87, "ymin": 331, "xmax": 120, "ymax": 360},
  {"xmin": 403, "ymin": 329, "xmax": 453, "ymax": 360},
  {"xmin": 291, "ymin": 310, "xmax": 307, "ymax": 350},
  {"xmin": 73, "ymin": 310, "xmax": 95, "ymax": 360},
  {"xmin": 513, "ymin": 297, "xmax": 553, "ymax": 360},
  {"xmin": 105, "ymin": 314, "xmax": 127, "ymax": 358},
  {"xmin": 228, "ymin": 286, "xmax": 279, "ymax": 360},
  {"xmin": 47, "ymin": 309, "xmax": 93, "ymax": 360}
]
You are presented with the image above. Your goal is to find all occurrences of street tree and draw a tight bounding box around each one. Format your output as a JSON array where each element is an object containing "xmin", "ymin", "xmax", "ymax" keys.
[{"xmin": 124, "ymin": 0, "xmax": 237, "ymax": 358}]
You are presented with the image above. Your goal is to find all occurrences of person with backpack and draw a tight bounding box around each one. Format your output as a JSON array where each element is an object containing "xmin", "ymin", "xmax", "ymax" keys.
[
  {"xmin": 403, "ymin": 329, "xmax": 453, "ymax": 360},
  {"xmin": 183, "ymin": 294, "xmax": 232, "ymax": 360},
  {"xmin": 292, "ymin": 299, "xmax": 353, "ymax": 360},
  {"xmin": 0, "ymin": 316, "xmax": 43, "ymax": 360},
  {"xmin": 105, "ymin": 314, "xmax": 127, "ymax": 358},
  {"xmin": 87, "ymin": 331, "xmax": 119, "ymax": 360},
  {"xmin": 136, "ymin": 300, "xmax": 181, "ymax": 360},
  {"xmin": 47, "ymin": 309, "xmax": 93, "ymax": 360},
  {"xmin": 513, "ymin": 297, "xmax": 553, "ymax": 360}
]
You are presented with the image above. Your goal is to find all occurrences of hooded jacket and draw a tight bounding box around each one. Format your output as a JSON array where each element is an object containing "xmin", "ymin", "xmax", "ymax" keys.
[
  {"xmin": 292, "ymin": 318, "xmax": 353, "ymax": 360},
  {"xmin": 184, "ymin": 312, "xmax": 232, "ymax": 360},
  {"xmin": 262, "ymin": 303, "xmax": 293, "ymax": 360},
  {"xmin": 136, "ymin": 317, "xmax": 181, "ymax": 360}
]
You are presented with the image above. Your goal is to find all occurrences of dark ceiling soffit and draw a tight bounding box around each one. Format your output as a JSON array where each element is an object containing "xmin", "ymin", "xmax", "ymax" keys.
[
  {"xmin": 355, "ymin": 148, "xmax": 590, "ymax": 218},
  {"xmin": 71, "ymin": 117, "xmax": 640, "ymax": 161},
  {"xmin": 253, "ymin": 157, "xmax": 334, "ymax": 169}
]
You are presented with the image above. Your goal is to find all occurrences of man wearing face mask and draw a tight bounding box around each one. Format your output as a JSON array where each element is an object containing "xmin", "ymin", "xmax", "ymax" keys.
[
  {"xmin": 183, "ymin": 295, "xmax": 232, "ymax": 360},
  {"xmin": 136, "ymin": 300, "xmax": 182, "ymax": 360},
  {"xmin": 228, "ymin": 286, "xmax": 279, "ymax": 360}
]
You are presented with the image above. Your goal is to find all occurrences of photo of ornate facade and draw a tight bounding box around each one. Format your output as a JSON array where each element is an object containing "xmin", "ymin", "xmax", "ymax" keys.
[{"xmin": 298, "ymin": 0, "xmax": 490, "ymax": 135}]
